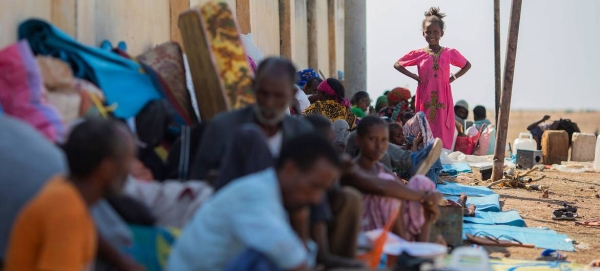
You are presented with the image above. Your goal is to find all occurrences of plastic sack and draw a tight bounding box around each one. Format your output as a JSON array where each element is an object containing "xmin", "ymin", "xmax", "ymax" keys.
[{"xmin": 474, "ymin": 125, "xmax": 496, "ymax": 156}]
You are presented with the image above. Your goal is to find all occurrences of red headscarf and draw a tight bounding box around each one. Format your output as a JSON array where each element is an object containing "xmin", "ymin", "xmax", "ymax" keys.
[
  {"xmin": 387, "ymin": 87, "xmax": 411, "ymax": 104},
  {"xmin": 317, "ymin": 80, "xmax": 351, "ymax": 107}
]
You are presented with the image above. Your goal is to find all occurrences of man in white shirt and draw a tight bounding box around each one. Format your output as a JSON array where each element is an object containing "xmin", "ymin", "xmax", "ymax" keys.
[{"xmin": 167, "ymin": 133, "xmax": 342, "ymax": 271}]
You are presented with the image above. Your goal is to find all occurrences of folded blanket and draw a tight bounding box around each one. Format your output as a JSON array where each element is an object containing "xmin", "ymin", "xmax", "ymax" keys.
[
  {"xmin": 19, "ymin": 19, "xmax": 160, "ymax": 118},
  {"xmin": 0, "ymin": 41, "xmax": 64, "ymax": 142}
]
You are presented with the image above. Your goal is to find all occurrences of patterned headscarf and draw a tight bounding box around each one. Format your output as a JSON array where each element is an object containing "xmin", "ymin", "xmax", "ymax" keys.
[
  {"xmin": 296, "ymin": 68, "xmax": 319, "ymax": 87},
  {"xmin": 387, "ymin": 87, "xmax": 412, "ymax": 104}
]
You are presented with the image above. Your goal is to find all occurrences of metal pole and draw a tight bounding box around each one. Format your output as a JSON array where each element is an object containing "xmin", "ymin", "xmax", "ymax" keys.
[{"xmin": 492, "ymin": 0, "xmax": 523, "ymax": 182}]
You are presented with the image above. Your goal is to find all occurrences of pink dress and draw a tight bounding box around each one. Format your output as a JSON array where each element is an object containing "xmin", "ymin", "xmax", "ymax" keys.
[
  {"xmin": 398, "ymin": 47, "xmax": 468, "ymax": 149},
  {"xmin": 361, "ymin": 163, "xmax": 402, "ymax": 231}
]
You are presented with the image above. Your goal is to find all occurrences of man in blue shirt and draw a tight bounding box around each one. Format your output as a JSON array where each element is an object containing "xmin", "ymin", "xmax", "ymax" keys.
[{"xmin": 167, "ymin": 134, "xmax": 342, "ymax": 271}]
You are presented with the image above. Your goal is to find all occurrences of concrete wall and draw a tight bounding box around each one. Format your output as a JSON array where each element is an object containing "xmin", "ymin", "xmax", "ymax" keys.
[
  {"xmin": 0, "ymin": 0, "xmax": 344, "ymax": 76},
  {"xmin": 293, "ymin": 0, "xmax": 309, "ymax": 69},
  {"xmin": 249, "ymin": 0, "xmax": 280, "ymax": 57},
  {"xmin": 91, "ymin": 0, "xmax": 170, "ymax": 54},
  {"xmin": 1, "ymin": 0, "xmax": 170, "ymax": 55}
]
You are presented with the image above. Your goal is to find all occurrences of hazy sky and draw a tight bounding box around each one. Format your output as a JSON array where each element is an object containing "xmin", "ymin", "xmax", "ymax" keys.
[{"xmin": 366, "ymin": 0, "xmax": 600, "ymax": 110}]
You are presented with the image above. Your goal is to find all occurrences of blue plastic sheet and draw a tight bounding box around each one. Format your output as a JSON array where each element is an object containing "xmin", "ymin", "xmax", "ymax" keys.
[
  {"xmin": 436, "ymin": 182, "xmax": 495, "ymax": 197},
  {"xmin": 445, "ymin": 194, "xmax": 501, "ymax": 212},
  {"xmin": 463, "ymin": 210, "xmax": 525, "ymax": 227},
  {"xmin": 463, "ymin": 224, "xmax": 575, "ymax": 252}
]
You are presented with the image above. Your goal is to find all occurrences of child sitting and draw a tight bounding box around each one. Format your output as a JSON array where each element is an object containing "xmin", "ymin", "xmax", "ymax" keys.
[
  {"xmin": 355, "ymin": 116, "xmax": 437, "ymax": 242},
  {"xmin": 473, "ymin": 105, "xmax": 492, "ymax": 130}
]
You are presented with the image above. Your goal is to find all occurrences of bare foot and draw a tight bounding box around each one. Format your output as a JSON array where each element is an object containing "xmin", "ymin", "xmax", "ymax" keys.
[
  {"xmin": 458, "ymin": 193, "xmax": 468, "ymax": 207},
  {"xmin": 466, "ymin": 204, "xmax": 477, "ymax": 217}
]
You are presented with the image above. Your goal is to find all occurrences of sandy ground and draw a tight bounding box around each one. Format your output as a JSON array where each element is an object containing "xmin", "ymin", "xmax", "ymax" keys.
[
  {"xmin": 454, "ymin": 110, "xmax": 600, "ymax": 264},
  {"xmin": 456, "ymin": 170, "xmax": 600, "ymax": 264}
]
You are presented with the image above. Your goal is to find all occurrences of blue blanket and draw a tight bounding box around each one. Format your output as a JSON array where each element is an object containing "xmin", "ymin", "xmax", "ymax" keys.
[
  {"xmin": 463, "ymin": 224, "xmax": 575, "ymax": 251},
  {"xmin": 445, "ymin": 194, "xmax": 500, "ymax": 212},
  {"xmin": 436, "ymin": 182, "xmax": 495, "ymax": 197},
  {"xmin": 441, "ymin": 162, "xmax": 472, "ymax": 176},
  {"xmin": 463, "ymin": 210, "xmax": 525, "ymax": 227}
]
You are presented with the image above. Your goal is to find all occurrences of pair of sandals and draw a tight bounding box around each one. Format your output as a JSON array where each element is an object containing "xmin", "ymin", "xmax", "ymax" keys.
[
  {"xmin": 466, "ymin": 231, "xmax": 534, "ymax": 248},
  {"xmin": 552, "ymin": 204, "xmax": 578, "ymax": 221}
]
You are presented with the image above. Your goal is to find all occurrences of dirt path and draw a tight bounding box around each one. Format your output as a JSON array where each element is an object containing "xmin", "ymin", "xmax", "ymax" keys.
[{"xmin": 456, "ymin": 169, "xmax": 600, "ymax": 264}]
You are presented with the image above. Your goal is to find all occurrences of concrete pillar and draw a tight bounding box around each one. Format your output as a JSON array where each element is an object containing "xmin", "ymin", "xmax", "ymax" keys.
[
  {"xmin": 344, "ymin": 0, "xmax": 366, "ymax": 98},
  {"xmin": 307, "ymin": 0, "xmax": 318, "ymax": 69},
  {"xmin": 327, "ymin": 0, "xmax": 336, "ymax": 78}
]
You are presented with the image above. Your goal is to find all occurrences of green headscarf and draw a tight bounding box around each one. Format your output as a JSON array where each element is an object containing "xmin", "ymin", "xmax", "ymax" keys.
[{"xmin": 375, "ymin": 96, "xmax": 388, "ymax": 110}]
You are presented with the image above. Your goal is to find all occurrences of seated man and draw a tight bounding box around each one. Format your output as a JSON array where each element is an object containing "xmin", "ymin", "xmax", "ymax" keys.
[
  {"xmin": 189, "ymin": 57, "xmax": 313, "ymax": 185},
  {"xmin": 304, "ymin": 115, "xmax": 365, "ymax": 269},
  {"xmin": 192, "ymin": 59, "xmax": 357, "ymax": 269},
  {"xmin": 473, "ymin": 105, "xmax": 492, "ymax": 130},
  {"xmin": 167, "ymin": 134, "xmax": 342, "ymax": 271},
  {"xmin": 454, "ymin": 99, "xmax": 469, "ymax": 130},
  {"xmin": 4, "ymin": 118, "xmax": 136, "ymax": 271},
  {"xmin": 527, "ymin": 115, "xmax": 557, "ymax": 150}
]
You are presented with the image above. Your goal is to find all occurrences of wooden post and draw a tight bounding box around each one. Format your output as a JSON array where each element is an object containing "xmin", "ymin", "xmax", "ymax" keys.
[
  {"xmin": 494, "ymin": 0, "xmax": 501, "ymax": 125},
  {"xmin": 236, "ymin": 0, "xmax": 251, "ymax": 34},
  {"xmin": 279, "ymin": 0, "xmax": 293, "ymax": 59},
  {"xmin": 307, "ymin": 0, "xmax": 318, "ymax": 69},
  {"xmin": 327, "ymin": 0, "xmax": 336, "ymax": 77},
  {"xmin": 492, "ymin": 0, "xmax": 523, "ymax": 182}
]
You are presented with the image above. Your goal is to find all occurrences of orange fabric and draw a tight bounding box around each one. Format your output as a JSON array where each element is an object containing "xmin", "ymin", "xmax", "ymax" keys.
[
  {"xmin": 4, "ymin": 176, "xmax": 97, "ymax": 271},
  {"xmin": 357, "ymin": 207, "xmax": 400, "ymax": 269}
]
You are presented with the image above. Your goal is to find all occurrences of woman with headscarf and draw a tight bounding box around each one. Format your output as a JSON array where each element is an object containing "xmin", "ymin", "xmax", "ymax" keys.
[
  {"xmin": 375, "ymin": 95, "xmax": 388, "ymax": 113},
  {"xmin": 378, "ymin": 87, "xmax": 412, "ymax": 123},
  {"xmin": 349, "ymin": 91, "xmax": 370, "ymax": 119},
  {"xmin": 296, "ymin": 68, "xmax": 319, "ymax": 89},
  {"xmin": 303, "ymin": 78, "xmax": 357, "ymax": 129}
]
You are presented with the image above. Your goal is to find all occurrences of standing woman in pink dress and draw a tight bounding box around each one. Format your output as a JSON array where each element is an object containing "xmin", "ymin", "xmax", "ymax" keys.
[{"xmin": 394, "ymin": 7, "xmax": 471, "ymax": 149}]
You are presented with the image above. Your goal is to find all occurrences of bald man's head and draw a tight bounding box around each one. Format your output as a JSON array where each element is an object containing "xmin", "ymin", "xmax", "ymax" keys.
[
  {"xmin": 253, "ymin": 57, "xmax": 298, "ymax": 126},
  {"xmin": 254, "ymin": 57, "xmax": 297, "ymax": 86}
]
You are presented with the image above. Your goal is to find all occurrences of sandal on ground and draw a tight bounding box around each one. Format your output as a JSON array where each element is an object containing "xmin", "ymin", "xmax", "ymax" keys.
[
  {"xmin": 466, "ymin": 232, "xmax": 535, "ymax": 248},
  {"xmin": 535, "ymin": 249, "xmax": 567, "ymax": 261},
  {"xmin": 575, "ymin": 219, "xmax": 600, "ymax": 227},
  {"xmin": 552, "ymin": 210, "xmax": 578, "ymax": 221},
  {"xmin": 556, "ymin": 203, "xmax": 578, "ymax": 213}
]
